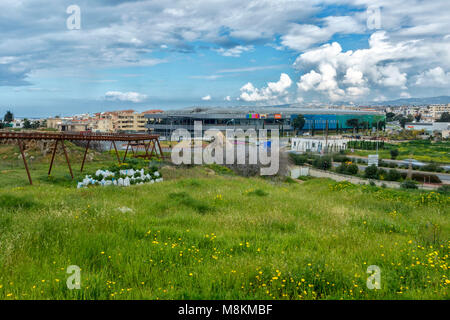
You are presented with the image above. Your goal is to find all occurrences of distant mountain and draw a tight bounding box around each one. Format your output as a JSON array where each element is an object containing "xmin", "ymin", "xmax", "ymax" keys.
[{"xmin": 371, "ymin": 96, "xmax": 450, "ymax": 106}]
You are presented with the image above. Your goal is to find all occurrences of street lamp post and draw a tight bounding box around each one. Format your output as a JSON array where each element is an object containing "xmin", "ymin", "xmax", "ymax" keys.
[{"xmin": 375, "ymin": 120, "xmax": 382, "ymax": 157}]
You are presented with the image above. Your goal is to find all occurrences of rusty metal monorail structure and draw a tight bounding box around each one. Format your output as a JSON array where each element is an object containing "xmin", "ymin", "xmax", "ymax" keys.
[{"xmin": 0, "ymin": 131, "xmax": 164, "ymax": 185}]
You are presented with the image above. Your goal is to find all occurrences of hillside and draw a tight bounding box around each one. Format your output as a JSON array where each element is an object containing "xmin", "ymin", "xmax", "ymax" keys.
[
  {"xmin": 0, "ymin": 154, "xmax": 448, "ymax": 299},
  {"xmin": 371, "ymin": 96, "xmax": 450, "ymax": 106}
]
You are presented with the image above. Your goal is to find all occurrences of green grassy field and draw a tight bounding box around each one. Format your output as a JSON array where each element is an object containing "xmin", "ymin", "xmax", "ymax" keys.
[
  {"xmin": 0, "ymin": 144, "xmax": 449, "ymax": 300},
  {"xmin": 346, "ymin": 140, "xmax": 450, "ymax": 163}
]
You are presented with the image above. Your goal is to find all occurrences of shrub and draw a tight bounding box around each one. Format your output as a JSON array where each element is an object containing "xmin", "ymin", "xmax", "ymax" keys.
[
  {"xmin": 437, "ymin": 185, "xmax": 450, "ymax": 195},
  {"xmin": 346, "ymin": 164, "xmax": 359, "ymax": 175},
  {"xmin": 336, "ymin": 163, "xmax": 347, "ymax": 174},
  {"xmin": 312, "ymin": 156, "xmax": 332, "ymax": 171},
  {"xmin": 379, "ymin": 160, "xmax": 389, "ymax": 168},
  {"xmin": 290, "ymin": 153, "xmax": 308, "ymax": 165},
  {"xmin": 378, "ymin": 168, "xmax": 387, "ymax": 180},
  {"xmin": 333, "ymin": 154, "xmax": 350, "ymax": 163},
  {"xmin": 390, "ymin": 149, "xmax": 399, "ymax": 159},
  {"xmin": 421, "ymin": 162, "xmax": 439, "ymax": 172},
  {"xmin": 386, "ymin": 169, "xmax": 402, "ymax": 182},
  {"xmin": 364, "ymin": 165, "xmax": 379, "ymax": 179},
  {"xmin": 401, "ymin": 179, "xmax": 418, "ymax": 189}
]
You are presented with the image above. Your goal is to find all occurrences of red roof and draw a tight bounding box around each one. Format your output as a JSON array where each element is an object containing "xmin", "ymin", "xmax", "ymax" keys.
[{"xmin": 142, "ymin": 109, "xmax": 164, "ymax": 114}]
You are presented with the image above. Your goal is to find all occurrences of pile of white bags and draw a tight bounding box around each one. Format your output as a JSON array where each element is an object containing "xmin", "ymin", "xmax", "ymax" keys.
[{"xmin": 77, "ymin": 168, "xmax": 163, "ymax": 188}]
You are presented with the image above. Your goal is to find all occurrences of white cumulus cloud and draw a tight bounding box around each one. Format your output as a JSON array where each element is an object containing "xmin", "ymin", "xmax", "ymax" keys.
[
  {"xmin": 104, "ymin": 91, "xmax": 147, "ymax": 103},
  {"xmin": 415, "ymin": 67, "xmax": 450, "ymax": 86},
  {"xmin": 215, "ymin": 45, "xmax": 254, "ymax": 57},
  {"xmin": 239, "ymin": 73, "xmax": 292, "ymax": 102},
  {"xmin": 281, "ymin": 16, "xmax": 363, "ymax": 51},
  {"xmin": 294, "ymin": 31, "xmax": 450, "ymax": 101}
]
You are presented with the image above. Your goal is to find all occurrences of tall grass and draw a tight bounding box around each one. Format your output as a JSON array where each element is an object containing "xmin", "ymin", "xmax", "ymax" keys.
[{"xmin": 0, "ymin": 158, "xmax": 448, "ymax": 300}]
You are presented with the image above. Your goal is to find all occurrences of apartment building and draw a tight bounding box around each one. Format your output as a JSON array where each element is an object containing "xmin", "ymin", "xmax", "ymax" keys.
[
  {"xmin": 429, "ymin": 104, "xmax": 450, "ymax": 121},
  {"xmin": 46, "ymin": 109, "xmax": 163, "ymax": 133},
  {"xmin": 93, "ymin": 109, "xmax": 163, "ymax": 133},
  {"xmin": 386, "ymin": 104, "xmax": 449, "ymax": 123},
  {"xmin": 46, "ymin": 118, "xmax": 91, "ymax": 132}
]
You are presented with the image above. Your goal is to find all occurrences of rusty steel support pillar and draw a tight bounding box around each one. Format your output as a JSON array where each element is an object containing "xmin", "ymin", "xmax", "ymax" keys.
[
  {"xmin": 18, "ymin": 139, "xmax": 32, "ymax": 185},
  {"xmin": 60, "ymin": 140, "xmax": 73, "ymax": 179},
  {"xmin": 156, "ymin": 138, "xmax": 164, "ymax": 159},
  {"xmin": 145, "ymin": 140, "xmax": 153, "ymax": 159},
  {"xmin": 112, "ymin": 141, "xmax": 121, "ymax": 164},
  {"xmin": 145, "ymin": 140, "xmax": 156, "ymax": 160},
  {"xmin": 48, "ymin": 139, "xmax": 59, "ymax": 176},
  {"xmin": 80, "ymin": 140, "xmax": 90, "ymax": 173},
  {"xmin": 122, "ymin": 141, "xmax": 130, "ymax": 162}
]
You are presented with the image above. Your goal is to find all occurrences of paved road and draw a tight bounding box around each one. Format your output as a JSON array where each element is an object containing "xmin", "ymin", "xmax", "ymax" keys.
[
  {"xmin": 332, "ymin": 162, "xmax": 450, "ymax": 184},
  {"xmin": 346, "ymin": 154, "xmax": 450, "ymax": 170}
]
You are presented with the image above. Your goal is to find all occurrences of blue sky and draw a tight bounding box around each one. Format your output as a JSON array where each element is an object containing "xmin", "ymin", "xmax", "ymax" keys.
[{"xmin": 1, "ymin": 0, "xmax": 450, "ymax": 117}]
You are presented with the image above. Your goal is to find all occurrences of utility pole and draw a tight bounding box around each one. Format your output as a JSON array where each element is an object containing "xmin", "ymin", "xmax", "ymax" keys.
[{"xmin": 376, "ymin": 120, "xmax": 379, "ymax": 157}]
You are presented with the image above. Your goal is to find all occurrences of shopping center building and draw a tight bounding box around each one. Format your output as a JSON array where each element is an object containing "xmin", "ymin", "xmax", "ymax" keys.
[{"xmin": 145, "ymin": 107, "xmax": 385, "ymax": 138}]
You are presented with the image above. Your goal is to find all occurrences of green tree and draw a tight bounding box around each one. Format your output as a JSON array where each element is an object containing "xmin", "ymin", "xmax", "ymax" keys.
[
  {"xmin": 3, "ymin": 110, "xmax": 13, "ymax": 123},
  {"xmin": 374, "ymin": 120, "xmax": 385, "ymax": 131},
  {"xmin": 399, "ymin": 116, "xmax": 408, "ymax": 128},
  {"xmin": 386, "ymin": 112, "xmax": 396, "ymax": 122},
  {"xmin": 31, "ymin": 121, "xmax": 41, "ymax": 129},
  {"xmin": 291, "ymin": 114, "xmax": 305, "ymax": 136},
  {"xmin": 437, "ymin": 112, "xmax": 450, "ymax": 122},
  {"xmin": 346, "ymin": 163, "xmax": 359, "ymax": 175},
  {"xmin": 364, "ymin": 165, "xmax": 379, "ymax": 179},
  {"xmin": 312, "ymin": 156, "xmax": 332, "ymax": 171},
  {"xmin": 360, "ymin": 121, "xmax": 369, "ymax": 133},
  {"xmin": 346, "ymin": 118, "xmax": 359, "ymax": 134},
  {"xmin": 23, "ymin": 118, "xmax": 32, "ymax": 129},
  {"xmin": 390, "ymin": 149, "xmax": 399, "ymax": 159},
  {"xmin": 386, "ymin": 169, "xmax": 402, "ymax": 181},
  {"xmin": 415, "ymin": 113, "xmax": 422, "ymax": 122},
  {"xmin": 401, "ymin": 180, "xmax": 418, "ymax": 189}
]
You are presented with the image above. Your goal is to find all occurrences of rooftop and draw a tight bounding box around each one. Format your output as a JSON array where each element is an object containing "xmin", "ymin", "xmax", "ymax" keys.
[{"xmin": 144, "ymin": 106, "xmax": 384, "ymax": 119}]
